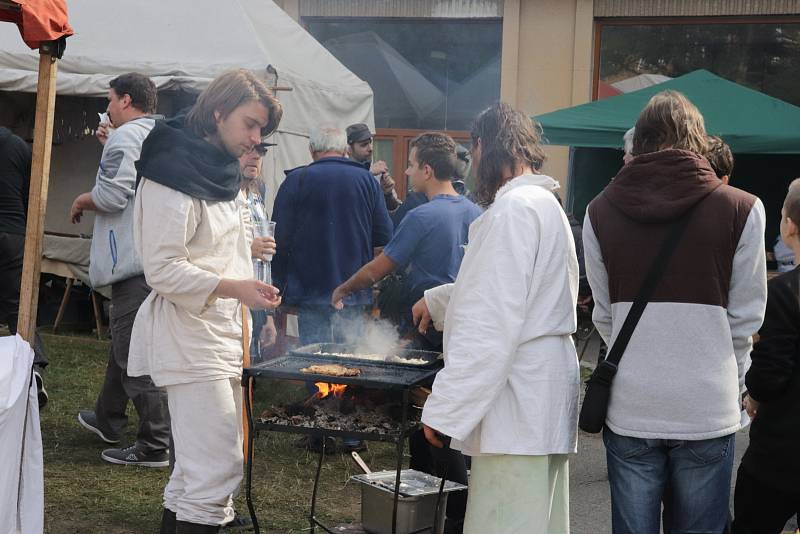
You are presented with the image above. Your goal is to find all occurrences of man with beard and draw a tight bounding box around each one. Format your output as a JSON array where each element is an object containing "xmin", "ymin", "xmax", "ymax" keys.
[{"xmin": 346, "ymin": 122, "xmax": 402, "ymax": 211}]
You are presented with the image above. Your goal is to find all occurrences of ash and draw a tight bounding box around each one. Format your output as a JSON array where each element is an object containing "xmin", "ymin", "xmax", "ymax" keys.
[{"xmin": 260, "ymin": 395, "xmax": 418, "ymax": 436}]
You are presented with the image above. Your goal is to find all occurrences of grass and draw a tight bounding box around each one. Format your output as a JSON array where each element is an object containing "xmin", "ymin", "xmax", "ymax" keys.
[{"xmin": 38, "ymin": 332, "xmax": 404, "ymax": 533}]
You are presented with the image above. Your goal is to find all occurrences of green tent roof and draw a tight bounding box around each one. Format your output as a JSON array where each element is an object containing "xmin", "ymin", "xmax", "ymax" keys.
[{"xmin": 534, "ymin": 70, "xmax": 800, "ymax": 154}]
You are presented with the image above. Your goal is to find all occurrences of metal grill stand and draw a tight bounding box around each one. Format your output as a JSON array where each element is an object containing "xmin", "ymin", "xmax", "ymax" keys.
[{"xmin": 242, "ymin": 355, "xmax": 445, "ymax": 534}]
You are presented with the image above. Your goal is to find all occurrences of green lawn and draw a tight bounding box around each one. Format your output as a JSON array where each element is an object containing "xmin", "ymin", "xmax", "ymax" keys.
[{"xmin": 38, "ymin": 332, "xmax": 402, "ymax": 533}]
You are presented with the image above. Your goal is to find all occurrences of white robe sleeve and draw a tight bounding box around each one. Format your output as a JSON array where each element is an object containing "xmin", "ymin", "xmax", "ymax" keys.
[
  {"xmin": 421, "ymin": 201, "xmax": 538, "ymax": 441},
  {"xmin": 424, "ymin": 283, "xmax": 454, "ymax": 331},
  {"xmin": 137, "ymin": 180, "xmax": 222, "ymax": 315}
]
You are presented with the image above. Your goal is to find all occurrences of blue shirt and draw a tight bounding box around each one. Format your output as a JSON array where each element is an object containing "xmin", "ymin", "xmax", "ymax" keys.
[
  {"xmin": 383, "ymin": 194, "xmax": 483, "ymax": 298},
  {"xmin": 272, "ymin": 157, "xmax": 393, "ymax": 307}
]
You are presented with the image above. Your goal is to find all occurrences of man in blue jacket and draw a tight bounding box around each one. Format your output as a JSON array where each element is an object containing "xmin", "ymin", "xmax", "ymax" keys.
[{"xmin": 272, "ymin": 126, "xmax": 393, "ymax": 346}]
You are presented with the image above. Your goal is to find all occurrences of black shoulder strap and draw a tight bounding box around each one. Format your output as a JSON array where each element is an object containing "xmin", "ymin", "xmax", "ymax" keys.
[{"xmin": 596, "ymin": 207, "xmax": 696, "ymax": 378}]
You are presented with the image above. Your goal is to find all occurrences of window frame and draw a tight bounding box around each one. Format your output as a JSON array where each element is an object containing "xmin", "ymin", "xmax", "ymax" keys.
[
  {"xmin": 592, "ymin": 15, "xmax": 800, "ymax": 100},
  {"xmin": 375, "ymin": 128, "xmax": 471, "ymax": 200}
]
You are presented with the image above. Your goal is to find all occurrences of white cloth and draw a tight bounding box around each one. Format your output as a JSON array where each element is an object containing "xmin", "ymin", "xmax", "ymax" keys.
[
  {"xmin": 129, "ymin": 180, "xmax": 253, "ymax": 387},
  {"xmin": 164, "ymin": 378, "xmax": 242, "ymax": 525},
  {"xmin": 421, "ymin": 174, "xmax": 580, "ymax": 456},
  {"xmin": 0, "ymin": 335, "xmax": 43, "ymax": 534},
  {"xmin": 464, "ymin": 454, "xmax": 570, "ymax": 534}
]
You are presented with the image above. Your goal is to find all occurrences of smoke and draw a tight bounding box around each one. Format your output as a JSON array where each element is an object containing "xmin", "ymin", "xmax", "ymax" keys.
[{"xmin": 332, "ymin": 314, "xmax": 404, "ymax": 356}]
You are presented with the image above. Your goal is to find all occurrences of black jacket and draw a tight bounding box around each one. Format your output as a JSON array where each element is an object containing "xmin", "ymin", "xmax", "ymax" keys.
[
  {"xmin": 0, "ymin": 128, "xmax": 32, "ymax": 234},
  {"xmin": 741, "ymin": 266, "xmax": 800, "ymax": 492}
]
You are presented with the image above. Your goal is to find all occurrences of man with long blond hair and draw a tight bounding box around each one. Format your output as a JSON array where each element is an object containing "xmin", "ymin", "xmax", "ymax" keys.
[
  {"xmin": 583, "ymin": 90, "xmax": 767, "ymax": 532},
  {"xmin": 129, "ymin": 69, "xmax": 283, "ymax": 533},
  {"xmin": 414, "ymin": 102, "xmax": 579, "ymax": 533}
]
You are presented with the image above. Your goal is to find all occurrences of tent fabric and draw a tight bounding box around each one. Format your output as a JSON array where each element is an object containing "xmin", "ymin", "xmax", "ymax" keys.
[
  {"xmin": 535, "ymin": 70, "xmax": 800, "ymax": 155},
  {"xmin": 0, "ymin": 334, "xmax": 43, "ymax": 534},
  {"xmin": 0, "ymin": 0, "xmax": 72, "ymax": 50},
  {"xmin": 0, "ymin": 0, "xmax": 375, "ymax": 210}
]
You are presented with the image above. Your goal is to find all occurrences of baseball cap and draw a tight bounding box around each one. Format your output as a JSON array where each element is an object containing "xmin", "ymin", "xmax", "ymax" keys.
[{"xmin": 346, "ymin": 123, "xmax": 372, "ymax": 144}]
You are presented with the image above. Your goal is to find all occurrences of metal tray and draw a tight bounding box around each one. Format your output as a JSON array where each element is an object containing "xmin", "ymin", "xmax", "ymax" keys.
[
  {"xmin": 291, "ymin": 342, "xmax": 443, "ymax": 370},
  {"xmin": 351, "ymin": 469, "xmax": 467, "ymax": 497}
]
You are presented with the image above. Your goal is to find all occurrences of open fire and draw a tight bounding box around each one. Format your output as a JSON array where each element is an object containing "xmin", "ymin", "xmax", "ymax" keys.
[{"xmin": 315, "ymin": 382, "xmax": 348, "ymax": 399}]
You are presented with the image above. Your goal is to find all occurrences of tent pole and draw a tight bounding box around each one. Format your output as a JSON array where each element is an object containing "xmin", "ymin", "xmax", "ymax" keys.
[{"xmin": 17, "ymin": 47, "xmax": 58, "ymax": 342}]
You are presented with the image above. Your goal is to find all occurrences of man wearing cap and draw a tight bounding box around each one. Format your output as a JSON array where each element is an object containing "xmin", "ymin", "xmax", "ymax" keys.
[{"xmin": 346, "ymin": 123, "xmax": 402, "ymax": 212}]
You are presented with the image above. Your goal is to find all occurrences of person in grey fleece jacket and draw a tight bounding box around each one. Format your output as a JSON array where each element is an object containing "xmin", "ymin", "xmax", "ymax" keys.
[
  {"xmin": 583, "ymin": 91, "xmax": 767, "ymax": 533},
  {"xmin": 71, "ymin": 73, "xmax": 170, "ymax": 468}
]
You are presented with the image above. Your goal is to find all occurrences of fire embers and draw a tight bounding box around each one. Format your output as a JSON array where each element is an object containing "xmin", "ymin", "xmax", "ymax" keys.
[{"xmin": 260, "ymin": 385, "xmax": 416, "ymax": 437}]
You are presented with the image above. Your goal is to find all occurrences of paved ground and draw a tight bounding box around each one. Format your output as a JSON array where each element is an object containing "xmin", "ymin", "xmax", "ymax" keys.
[{"xmin": 569, "ymin": 392, "xmax": 798, "ymax": 533}]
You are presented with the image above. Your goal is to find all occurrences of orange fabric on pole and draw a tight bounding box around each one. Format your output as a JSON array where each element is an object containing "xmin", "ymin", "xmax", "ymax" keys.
[{"xmin": 0, "ymin": 0, "xmax": 73, "ymax": 50}]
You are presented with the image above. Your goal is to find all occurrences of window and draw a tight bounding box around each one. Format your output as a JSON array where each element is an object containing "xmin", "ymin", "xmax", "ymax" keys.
[
  {"xmin": 306, "ymin": 18, "xmax": 502, "ymax": 131},
  {"xmin": 596, "ymin": 19, "xmax": 800, "ymax": 106}
]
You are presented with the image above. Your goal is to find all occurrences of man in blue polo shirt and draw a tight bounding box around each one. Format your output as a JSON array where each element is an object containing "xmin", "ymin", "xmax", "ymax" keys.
[{"xmin": 332, "ymin": 132, "xmax": 482, "ymax": 345}]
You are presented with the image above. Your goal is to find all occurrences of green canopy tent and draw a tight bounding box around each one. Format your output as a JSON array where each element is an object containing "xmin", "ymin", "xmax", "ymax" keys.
[
  {"xmin": 534, "ymin": 70, "xmax": 800, "ymax": 241},
  {"xmin": 536, "ymin": 69, "xmax": 800, "ymax": 153}
]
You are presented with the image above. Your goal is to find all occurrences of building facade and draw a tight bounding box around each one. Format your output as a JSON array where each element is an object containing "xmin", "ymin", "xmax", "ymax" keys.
[{"xmin": 275, "ymin": 0, "xmax": 800, "ymax": 193}]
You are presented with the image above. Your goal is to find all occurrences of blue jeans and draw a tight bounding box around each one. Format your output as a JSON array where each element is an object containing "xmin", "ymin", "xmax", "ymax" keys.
[{"xmin": 603, "ymin": 427, "xmax": 735, "ymax": 534}]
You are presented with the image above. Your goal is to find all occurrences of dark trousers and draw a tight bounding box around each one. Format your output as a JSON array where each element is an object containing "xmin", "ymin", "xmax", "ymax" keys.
[
  {"xmin": 409, "ymin": 430, "xmax": 468, "ymax": 534},
  {"xmin": 0, "ymin": 231, "xmax": 47, "ymax": 366},
  {"xmin": 732, "ymin": 464, "xmax": 800, "ymax": 534},
  {"xmin": 94, "ymin": 275, "xmax": 170, "ymax": 453}
]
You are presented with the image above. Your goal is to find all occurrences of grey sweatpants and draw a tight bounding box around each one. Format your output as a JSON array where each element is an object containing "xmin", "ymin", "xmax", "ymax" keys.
[{"xmin": 94, "ymin": 274, "xmax": 170, "ymax": 453}]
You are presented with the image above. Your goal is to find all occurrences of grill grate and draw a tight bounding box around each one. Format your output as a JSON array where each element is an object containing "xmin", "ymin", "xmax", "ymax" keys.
[{"xmin": 245, "ymin": 354, "xmax": 439, "ymax": 389}]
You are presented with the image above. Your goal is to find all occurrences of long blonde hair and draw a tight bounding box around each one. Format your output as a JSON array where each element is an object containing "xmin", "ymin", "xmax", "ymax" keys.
[{"xmin": 632, "ymin": 90, "xmax": 708, "ymax": 157}]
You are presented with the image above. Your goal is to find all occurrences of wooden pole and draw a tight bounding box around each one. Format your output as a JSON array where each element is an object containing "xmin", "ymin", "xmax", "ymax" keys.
[
  {"xmin": 17, "ymin": 48, "xmax": 58, "ymax": 342},
  {"xmin": 241, "ymin": 305, "xmax": 252, "ymax": 458}
]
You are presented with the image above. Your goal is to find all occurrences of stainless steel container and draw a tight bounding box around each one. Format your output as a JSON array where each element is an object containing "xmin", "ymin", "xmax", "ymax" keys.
[{"xmin": 351, "ymin": 469, "xmax": 467, "ymax": 534}]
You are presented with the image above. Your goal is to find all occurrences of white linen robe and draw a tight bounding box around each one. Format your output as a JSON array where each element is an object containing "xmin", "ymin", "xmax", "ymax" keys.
[{"xmin": 421, "ymin": 174, "xmax": 580, "ymax": 457}]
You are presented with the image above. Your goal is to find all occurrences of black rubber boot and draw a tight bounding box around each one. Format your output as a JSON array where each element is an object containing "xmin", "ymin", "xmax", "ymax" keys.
[
  {"xmin": 159, "ymin": 508, "xmax": 176, "ymax": 534},
  {"xmin": 176, "ymin": 520, "xmax": 220, "ymax": 533}
]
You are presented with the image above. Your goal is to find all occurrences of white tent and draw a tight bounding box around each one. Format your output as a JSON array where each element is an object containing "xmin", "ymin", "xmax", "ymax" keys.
[{"xmin": 0, "ymin": 0, "xmax": 374, "ymax": 225}]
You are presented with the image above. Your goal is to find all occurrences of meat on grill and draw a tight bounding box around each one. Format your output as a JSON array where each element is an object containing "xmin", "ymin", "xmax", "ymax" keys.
[{"xmin": 300, "ymin": 364, "xmax": 362, "ymax": 377}]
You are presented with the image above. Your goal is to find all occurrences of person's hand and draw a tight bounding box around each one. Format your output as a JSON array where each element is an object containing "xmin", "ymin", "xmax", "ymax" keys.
[
  {"xmin": 259, "ymin": 316, "xmax": 277, "ymax": 348},
  {"xmin": 379, "ymin": 172, "xmax": 396, "ymax": 194},
  {"xmin": 331, "ymin": 284, "xmax": 349, "ymax": 310},
  {"xmin": 423, "ymin": 424, "xmax": 445, "ymax": 448},
  {"xmin": 743, "ymin": 394, "xmax": 759, "ymax": 419},
  {"xmin": 221, "ymin": 279, "xmax": 281, "ymax": 310},
  {"xmin": 412, "ymin": 297, "xmax": 432, "ymax": 334},
  {"xmin": 370, "ymin": 160, "xmax": 389, "ymax": 176},
  {"xmin": 96, "ymin": 123, "xmax": 111, "ymax": 145},
  {"xmin": 251, "ymin": 236, "xmax": 276, "ymax": 260},
  {"xmin": 70, "ymin": 196, "xmax": 85, "ymax": 224}
]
